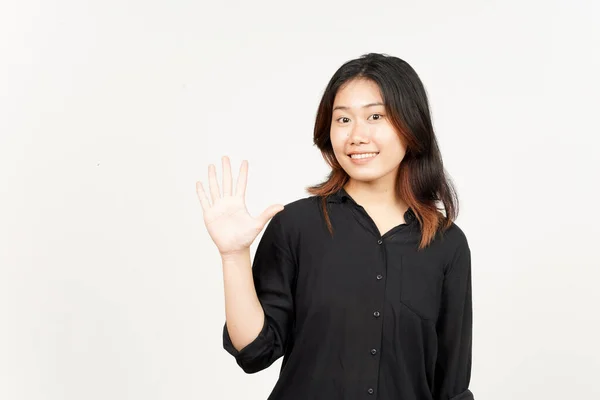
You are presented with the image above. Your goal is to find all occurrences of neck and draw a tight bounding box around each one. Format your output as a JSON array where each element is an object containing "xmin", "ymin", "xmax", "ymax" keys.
[{"xmin": 343, "ymin": 178, "xmax": 407, "ymax": 210}]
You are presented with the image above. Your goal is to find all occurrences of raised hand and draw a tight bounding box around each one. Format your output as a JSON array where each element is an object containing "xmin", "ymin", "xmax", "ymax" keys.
[{"xmin": 196, "ymin": 156, "xmax": 284, "ymax": 256}]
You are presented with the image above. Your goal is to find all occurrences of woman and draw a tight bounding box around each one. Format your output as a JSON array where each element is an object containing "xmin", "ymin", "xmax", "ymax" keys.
[{"xmin": 196, "ymin": 53, "xmax": 474, "ymax": 400}]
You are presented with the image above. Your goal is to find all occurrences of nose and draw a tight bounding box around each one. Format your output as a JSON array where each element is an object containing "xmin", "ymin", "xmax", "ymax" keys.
[{"xmin": 348, "ymin": 120, "xmax": 372, "ymax": 144}]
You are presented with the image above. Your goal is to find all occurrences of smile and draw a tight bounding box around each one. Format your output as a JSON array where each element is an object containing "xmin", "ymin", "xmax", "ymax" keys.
[
  {"xmin": 348, "ymin": 152, "xmax": 379, "ymax": 164},
  {"xmin": 349, "ymin": 152, "xmax": 378, "ymax": 159}
]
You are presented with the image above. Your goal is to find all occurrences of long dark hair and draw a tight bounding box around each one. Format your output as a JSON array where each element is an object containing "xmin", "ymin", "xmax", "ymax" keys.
[{"xmin": 306, "ymin": 52, "xmax": 459, "ymax": 250}]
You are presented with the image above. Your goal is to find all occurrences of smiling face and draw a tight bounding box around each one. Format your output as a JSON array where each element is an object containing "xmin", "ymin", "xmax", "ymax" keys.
[{"xmin": 330, "ymin": 78, "xmax": 407, "ymax": 186}]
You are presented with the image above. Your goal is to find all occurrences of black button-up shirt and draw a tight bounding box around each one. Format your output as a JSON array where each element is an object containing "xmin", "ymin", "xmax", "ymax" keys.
[{"xmin": 223, "ymin": 187, "xmax": 474, "ymax": 400}]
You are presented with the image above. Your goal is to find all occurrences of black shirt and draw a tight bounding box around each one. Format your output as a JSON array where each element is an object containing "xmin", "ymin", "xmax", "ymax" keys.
[{"xmin": 223, "ymin": 187, "xmax": 474, "ymax": 400}]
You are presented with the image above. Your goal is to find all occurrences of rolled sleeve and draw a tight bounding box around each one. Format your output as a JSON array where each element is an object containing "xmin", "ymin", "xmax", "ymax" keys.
[
  {"xmin": 434, "ymin": 237, "xmax": 474, "ymax": 400},
  {"xmin": 222, "ymin": 211, "xmax": 297, "ymax": 374}
]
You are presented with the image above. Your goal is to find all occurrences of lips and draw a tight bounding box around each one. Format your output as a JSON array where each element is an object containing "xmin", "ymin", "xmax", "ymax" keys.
[
  {"xmin": 348, "ymin": 152, "xmax": 379, "ymax": 164},
  {"xmin": 348, "ymin": 152, "xmax": 379, "ymax": 159},
  {"xmin": 347, "ymin": 152, "xmax": 379, "ymax": 156}
]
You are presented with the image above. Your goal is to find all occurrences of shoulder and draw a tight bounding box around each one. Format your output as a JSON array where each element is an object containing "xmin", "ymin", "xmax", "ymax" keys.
[
  {"xmin": 271, "ymin": 195, "xmax": 322, "ymax": 228},
  {"xmin": 435, "ymin": 221, "xmax": 470, "ymax": 270},
  {"xmin": 266, "ymin": 194, "xmax": 326, "ymax": 245},
  {"xmin": 440, "ymin": 220, "xmax": 469, "ymax": 248},
  {"xmin": 263, "ymin": 195, "xmax": 321, "ymax": 260},
  {"xmin": 438, "ymin": 220, "xmax": 471, "ymax": 274}
]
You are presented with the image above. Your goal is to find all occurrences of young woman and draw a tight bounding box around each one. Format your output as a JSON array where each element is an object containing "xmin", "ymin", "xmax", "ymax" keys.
[{"xmin": 197, "ymin": 53, "xmax": 474, "ymax": 400}]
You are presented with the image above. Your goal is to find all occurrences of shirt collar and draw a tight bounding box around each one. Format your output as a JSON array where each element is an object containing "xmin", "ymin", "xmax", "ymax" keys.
[
  {"xmin": 326, "ymin": 186, "xmax": 351, "ymax": 204},
  {"xmin": 326, "ymin": 187, "xmax": 417, "ymax": 225}
]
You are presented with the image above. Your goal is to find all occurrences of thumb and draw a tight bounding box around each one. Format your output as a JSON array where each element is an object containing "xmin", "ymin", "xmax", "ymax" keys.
[{"xmin": 257, "ymin": 204, "xmax": 285, "ymax": 229}]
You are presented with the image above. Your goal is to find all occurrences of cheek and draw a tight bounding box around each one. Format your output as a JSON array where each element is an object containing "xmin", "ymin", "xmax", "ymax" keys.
[
  {"xmin": 383, "ymin": 141, "xmax": 406, "ymax": 164},
  {"xmin": 381, "ymin": 128, "xmax": 404, "ymax": 150},
  {"xmin": 329, "ymin": 130, "xmax": 346, "ymax": 153}
]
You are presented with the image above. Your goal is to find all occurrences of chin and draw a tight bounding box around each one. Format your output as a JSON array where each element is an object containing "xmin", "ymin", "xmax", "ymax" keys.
[{"xmin": 346, "ymin": 171, "xmax": 385, "ymax": 182}]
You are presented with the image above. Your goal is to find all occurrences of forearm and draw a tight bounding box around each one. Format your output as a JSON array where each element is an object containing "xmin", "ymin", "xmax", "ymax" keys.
[{"xmin": 221, "ymin": 248, "xmax": 265, "ymax": 352}]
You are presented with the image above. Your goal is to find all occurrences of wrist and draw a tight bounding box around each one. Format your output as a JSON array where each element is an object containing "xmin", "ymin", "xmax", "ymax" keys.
[{"xmin": 220, "ymin": 247, "xmax": 250, "ymax": 262}]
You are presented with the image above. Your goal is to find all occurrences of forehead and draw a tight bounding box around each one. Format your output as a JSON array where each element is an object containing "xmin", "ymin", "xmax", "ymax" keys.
[{"xmin": 333, "ymin": 78, "xmax": 383, "ymax": 106}]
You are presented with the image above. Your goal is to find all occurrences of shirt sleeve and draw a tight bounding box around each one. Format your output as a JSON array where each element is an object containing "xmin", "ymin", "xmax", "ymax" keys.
[
  {"xmin": 433, "ymin": 237, "xmax": 475, "ymax": 400},
  {"xmin": 222, "ymin": 211, "xmax": 296, "ymax": 374}
]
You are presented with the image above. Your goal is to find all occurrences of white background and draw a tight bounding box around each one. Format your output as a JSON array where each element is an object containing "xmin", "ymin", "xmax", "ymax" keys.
[{"xmin": 1, "ymin": 0, "xmax": 599, "ymax": 399}]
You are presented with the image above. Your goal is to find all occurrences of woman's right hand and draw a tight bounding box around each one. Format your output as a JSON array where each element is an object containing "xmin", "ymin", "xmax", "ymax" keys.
[{"xmin": 196, "ymin": 155, "xmax": 284, "ymax": 257}]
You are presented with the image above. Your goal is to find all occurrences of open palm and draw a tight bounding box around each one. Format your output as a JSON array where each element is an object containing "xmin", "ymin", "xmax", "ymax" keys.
[{"xmin": 196, "ymin": 156, "xmax": 284, "ymax": 256}]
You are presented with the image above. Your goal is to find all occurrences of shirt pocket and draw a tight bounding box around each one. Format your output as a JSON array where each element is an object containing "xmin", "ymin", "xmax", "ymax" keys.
[{"xmin": 399, "ymin": 253, "xmax": 444, "ymax": 321}]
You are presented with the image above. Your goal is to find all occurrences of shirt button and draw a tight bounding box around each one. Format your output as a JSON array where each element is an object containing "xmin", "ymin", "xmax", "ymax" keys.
[
  {"xmin": 373, "ymin": 311, "xmax": 380, "ymax": 318},
  {"xmin": 367, "ymin": 388, "xmax": 374, "ymax": 395},
  {"xmin": 371, "ymin": 348, "xmax": 377, "ymax": 355},
  {"xmin": 377, "ymin": 239, "xmax": 383, "ymax": 244},
  {"xmin": 376, "ymin": 274, "xmax": 383, "ymax": 280}
]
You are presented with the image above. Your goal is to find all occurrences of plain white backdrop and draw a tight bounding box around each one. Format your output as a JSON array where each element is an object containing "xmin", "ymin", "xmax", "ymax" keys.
[{"xmin": 1, "ymin": 0, "xmax": 598, "ymax": 399}]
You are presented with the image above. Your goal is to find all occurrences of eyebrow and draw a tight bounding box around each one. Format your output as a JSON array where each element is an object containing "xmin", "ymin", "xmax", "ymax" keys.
[{"xmin": 332, "ymin": 102, "xmax": 385, "ymax": 111}]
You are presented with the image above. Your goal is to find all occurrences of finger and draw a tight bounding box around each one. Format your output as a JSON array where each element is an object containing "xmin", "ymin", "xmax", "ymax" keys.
[
  {"xmin": 235, "ymin": 160, "xmax": 248, "ymax": 198},
  {"xmin": 222, "ymin": 155, "xmax": 232, "ymax": 197},
  {"xmin": 257, "ymin": 204, "xmax": 285, "ymax": 229},
  {"xmin": 208, "ymin": 164, "xmax": 221, "ymax": 204},
  {"xmin": 196, "ymin": 181, "xmax": 211, "ymax": 211}
]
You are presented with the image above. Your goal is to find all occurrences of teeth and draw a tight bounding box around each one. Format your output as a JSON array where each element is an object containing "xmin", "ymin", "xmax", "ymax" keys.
[{"xmin": 350, "ymin": 152, "xmax": 378, "ymax": 159}]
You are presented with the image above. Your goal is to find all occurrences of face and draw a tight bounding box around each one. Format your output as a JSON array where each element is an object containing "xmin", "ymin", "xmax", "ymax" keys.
[{"xmin": 330, "ymin": 78, "xmax": 406, "ymax": 186}]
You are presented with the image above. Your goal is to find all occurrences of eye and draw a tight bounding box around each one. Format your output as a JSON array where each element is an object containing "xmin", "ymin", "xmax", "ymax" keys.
[
  {"xmin": 336, "ymin": 116, "xmax": 351, "ymax": 124},
  {"xmin": 369, "ymin": 113, "xmax": 384, "ymax": 121}
]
